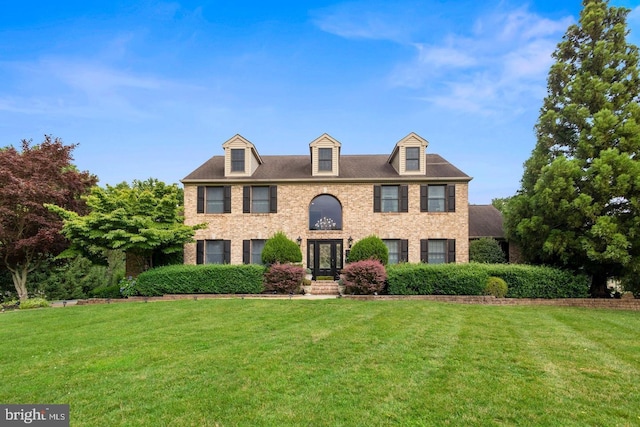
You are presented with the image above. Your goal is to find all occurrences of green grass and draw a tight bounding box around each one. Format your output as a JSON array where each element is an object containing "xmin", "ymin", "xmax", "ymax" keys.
[{"xmin": 1, "ymin": 300, "xmax": 639, "ymax": 426}]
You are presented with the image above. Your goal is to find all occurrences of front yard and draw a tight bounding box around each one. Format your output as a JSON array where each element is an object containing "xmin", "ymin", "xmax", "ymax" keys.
[{"xmin": 1, "ymin": 299, "xmax": 638, "ymax": 426}]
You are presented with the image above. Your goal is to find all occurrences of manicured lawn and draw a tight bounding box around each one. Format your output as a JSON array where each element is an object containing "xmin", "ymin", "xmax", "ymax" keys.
[{"xmin": 1, "ymin": 299, "xmax": 639, "ymax": 426}]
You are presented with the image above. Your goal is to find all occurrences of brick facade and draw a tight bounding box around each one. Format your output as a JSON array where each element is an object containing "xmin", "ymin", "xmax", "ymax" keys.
[{"xmin": 183, "ymin": 181, "xmax": 469, "ymax": 266}]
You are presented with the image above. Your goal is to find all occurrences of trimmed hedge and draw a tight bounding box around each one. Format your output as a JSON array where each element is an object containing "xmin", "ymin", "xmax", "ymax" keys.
[
  {"xmin": 135, "ymin": 264, "xmax": 265, "ymax": 296},
  {"xmin": 387, "ymin": 263, "xmax": 589, "ymax": 298},
  {"xmin": 90, "ymin": 284, "xmax": 123, "ymax": 299},
  {"xmin": 482, "ymin": 264, "xmax": 589, "ymax": 299},
  {"xmin": 387, "ymin": 263, "xmax": 488, "ymax": 296}
]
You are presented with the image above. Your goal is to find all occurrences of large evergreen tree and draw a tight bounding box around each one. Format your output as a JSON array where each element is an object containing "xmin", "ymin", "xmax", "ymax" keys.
[{"xmin": 505, "ymin": 0, "xmax": 640, "ymax": 297}]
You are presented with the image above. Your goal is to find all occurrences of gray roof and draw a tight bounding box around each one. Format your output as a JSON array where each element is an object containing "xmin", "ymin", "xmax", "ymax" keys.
[
  {"xmin": 469, "ymin": 205, "xmax": 504, "ymax": 239},
  {"xmin": 182, "ymin": 154, "xmax": 471, "ymax": 183}
]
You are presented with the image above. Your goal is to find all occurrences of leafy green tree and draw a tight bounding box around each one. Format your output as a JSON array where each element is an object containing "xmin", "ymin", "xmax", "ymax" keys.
[
  {"xmin": 469, "ymin": 238, "xmax": 507, "ymax": 264},
  {"xmin": 261, "ymin": 231, "xmax": 302, "ymax": 264},
  {"xmin": 504, "ymin": 0, "xmax": 640, "ymax": 296},
  {"xmin": 0, "ymin": 136, "xmax": 97, "ymax": 300},
  {"xmin": 48, "ymin": 178, "xmax": 204, "ymax": 277},
  {"xmin": 491, "ymin": 198, "xmax": 510, "ymax": 213}
]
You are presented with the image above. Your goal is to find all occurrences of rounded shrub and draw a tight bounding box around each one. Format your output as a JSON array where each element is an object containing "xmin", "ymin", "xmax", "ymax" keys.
[
  {"xmin": 261, "ymin": 231, "xmax": 302, "ymax": 265},
  {"xmin": 485, "ymin": 276, "xmax": 508, "ymax": 298},
  {"xmin": 342, "ymin": 259, "xmax": 387, "ymax": 295},
  {"xmin": 469, "ymin": 238, "xmax": 506, "ymax": 263},
  {"xmin": 263, "ymin": 263, "xmax": 305, "ymax": 294},
  {"xmin": 347, "ymin": 235, "xmax": 389, "ymax": 265}
]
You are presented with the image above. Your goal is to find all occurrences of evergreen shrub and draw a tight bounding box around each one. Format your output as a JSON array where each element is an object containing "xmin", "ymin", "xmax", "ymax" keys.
[
  {"xmin": 261, "ymin": 231, "xmax": 302, "ymax": 264},
  {"xmin": 90, "ymin": 284, "xmax": 123, "ymax": 298},
  {"xmin": 342, "ymin": 260, "xmax": 387, "ymax": 295},
  {"xmin": 135, "ymin": 264, "xmax": 265, "ymax": 296},
  {"xmin": 485, "ymin": 276, "xmax": 508, "ymax": 297},
  {"xmin": 347, "ymin": 235, "xmax": 389, "ymax": 265},
  {"xmin": 469, "ymin": 238, "xmax": 507, "ymax": 263},
  {"xmin": 263, "ymin": 263, "xmax": 305, "ymax": 294}
]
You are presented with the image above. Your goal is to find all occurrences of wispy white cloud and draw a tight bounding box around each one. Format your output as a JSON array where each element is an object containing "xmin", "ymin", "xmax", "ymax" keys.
[
  {"xmin": 312, "ymin": 2, "xmax": 573, "ymax": 116},
  {"xmin": 0, "ymin": 56, "xmax": 204, "ymax": 120},
  {"xmin": 310, "ymin": 1, "xmax": 428, "ymax": 43},
  {"xmin": 394, "ymin": 6, "xmax": 572, "ymax": 115}
]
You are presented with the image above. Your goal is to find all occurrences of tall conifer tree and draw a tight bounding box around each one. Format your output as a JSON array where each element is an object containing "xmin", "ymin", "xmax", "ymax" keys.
[{"xmin": 505, "ymin": 0, "xmax": 640, "ymax": 296}]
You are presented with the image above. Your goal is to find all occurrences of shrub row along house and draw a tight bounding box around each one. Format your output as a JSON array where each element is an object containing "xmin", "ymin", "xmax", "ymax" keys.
[{"xmin": 182, "ymin": 133, "xmax": 500, "ymax": 279}]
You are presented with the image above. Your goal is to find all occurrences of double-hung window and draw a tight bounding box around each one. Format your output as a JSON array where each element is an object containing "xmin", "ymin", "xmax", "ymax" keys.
[
  {"xmin": 428, "ymin": 186, "xmax": 446, "ymax": 212},
  {"xmin": 420, "ymin": 239, "xmax": 456, "ymax": 264},
  {"xmin": 197, "ymin": 186, "xmax": 231, "ymax": 214},
  {"xmin": 373, "ymin": 185, "xmax": 408, "ymax": 213},
  {"xmin": 383, "ymin": 239, "xmax": 408, "ymax": 264},
  {"xmin": 196, "ymin": 240, "xmax": 231, "ymax": 264},
  {"xmin": 231, "ymin": 149, "xmax": 245, "ymax": 172},
  {"xmin": 243, "ymin": 186, "xmax": 277, "ymax": 213},
  {"xmin": 420, "ymin": 185, "xmax": 456, "ymax": 212},
  {"xmin": 405, "ymin": 147, "xmax": 420, "ymax": 171},
  {"xmin": 318, "ymin": 148, "xmax": 332, "ymax": 171},
  {"xmin": 243, "ymin": 239, "xmax": 266, "ymax": 264}
]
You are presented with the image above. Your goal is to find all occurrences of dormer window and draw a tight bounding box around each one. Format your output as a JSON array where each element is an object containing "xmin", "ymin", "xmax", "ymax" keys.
[
  {"xmin": 310, "ymin": 133, "xmax": 341, "ymax": 177},
  {"xmin": 406, "ymin": 147, "xmax": 420, "ymax": 171},
  {"xmin": 388, "ymin": 133, "xmax": 429, "ymax": 175},
  {"xmin": 318, "ymin": 148, "xmax": 332, "ymax": 171},
  {"xmin": 231, "ymin": 149, "xmax": 245, "ymax": 172}
]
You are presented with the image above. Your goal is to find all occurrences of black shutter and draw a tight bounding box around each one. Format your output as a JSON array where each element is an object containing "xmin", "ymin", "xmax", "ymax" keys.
[
  {"xmin": 447, "ymin": 239, "xmax": 456, "ymax": 263},
  {"xmin": 447, "ymin": 185, "xmax": 456, "ymax": 212},
  {"xmin": 270, "ymin": 185, "xmax": 278, "ymax": 213},
  {"xmin": 373, "ymin": 185, "xmax": 381, "ymax": 212},
  {"xmin": 197, "ymin": 186, "xmax": 205, "ymax": 213},
  {"xmin": 420, "ymin": 239, "xmax": 428, "ymax": 263},
  {"xmin": 243, "ymin": 240, "xmax": 250, "ymax": 264},
  {"xmin": 420, "ymin": 185, "xmax": 428, "ymax": 212},
  {"xmin": 400, "ymin": 239, "xmax": 409, "ymax": 263},
  {"xmin": 243, "ymin": 186, "xmax": 251, "ymax": 213},
  {"xmin": 196, "ymin": 240, "xmax": 204, "ymax": 264},
  {"xmin": 223, "ymin": 186, "xmax": 231, "ymax": 213},
  {"xmin": 223, "ymin": 240, "xmax": 231, "ymax": 264},
  {"xmin": 400, "ymin": 185, "xmax": 409, "ymax": 212}
]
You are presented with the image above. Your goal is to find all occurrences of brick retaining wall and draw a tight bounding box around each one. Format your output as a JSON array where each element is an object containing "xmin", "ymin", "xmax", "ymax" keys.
[{"xmin": 74, "ymin": 294, "xmax": 640, "ymax": 310}]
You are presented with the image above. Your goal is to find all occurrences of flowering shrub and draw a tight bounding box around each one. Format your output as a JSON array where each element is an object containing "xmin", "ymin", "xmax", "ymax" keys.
[
  {"xmin": 263, "ymin": 263, "xmax": 305, "ymax": 294},
  {"xmin": 342, "ymin": 260, "xmax": 387, "ymax": 295},
  {"xmin": 119, "ymin": 277, "xmax": 138, "ymax": 297}
]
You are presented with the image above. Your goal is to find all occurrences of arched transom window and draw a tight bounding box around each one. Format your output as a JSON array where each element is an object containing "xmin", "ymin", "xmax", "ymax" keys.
[{"xmin": 309, "ymin": 195, "xmax": 342, "ymax": 230}]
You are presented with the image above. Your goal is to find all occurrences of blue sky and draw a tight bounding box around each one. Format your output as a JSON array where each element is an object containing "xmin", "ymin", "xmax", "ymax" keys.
[{"xmin": 1, "ymin": 1, "xmax": 639, "ymax": 204}]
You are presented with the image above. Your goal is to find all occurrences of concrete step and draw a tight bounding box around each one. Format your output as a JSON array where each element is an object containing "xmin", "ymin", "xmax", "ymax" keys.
[{"xmin": 309, "ymin": 281, "xmax": 340, "ymax": 295}]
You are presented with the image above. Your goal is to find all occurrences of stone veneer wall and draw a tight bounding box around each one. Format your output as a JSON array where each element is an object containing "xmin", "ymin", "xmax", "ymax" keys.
[{"xmin": 183, "ymin": 182, "xmax": 469, "ymax": 265}]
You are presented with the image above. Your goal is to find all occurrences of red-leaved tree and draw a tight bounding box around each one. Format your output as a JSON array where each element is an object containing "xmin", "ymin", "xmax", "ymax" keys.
[{"xmin": 0, "ymin": 136, "xmax": 97, "ymax": 300}]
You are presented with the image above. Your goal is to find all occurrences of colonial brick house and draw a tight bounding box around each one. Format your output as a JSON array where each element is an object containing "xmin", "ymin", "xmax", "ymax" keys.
[{"xmin": 182, "ymin": 132, "xmax": 472, "ymax": 279}]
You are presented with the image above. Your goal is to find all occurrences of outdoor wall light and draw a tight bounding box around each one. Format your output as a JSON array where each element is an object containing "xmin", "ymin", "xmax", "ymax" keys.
[
  {"xmin": 297, "ymin": 236, "xmax": 302, "ymax": 246},
  {"xmin": 348, "ymin": 236, "xmax": 353, "ymax": 248}
]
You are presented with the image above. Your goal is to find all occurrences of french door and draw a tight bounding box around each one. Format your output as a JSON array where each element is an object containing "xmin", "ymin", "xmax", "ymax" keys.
[{"xmin": 307, "ymin": 239, "xmax": 343, "ymax": 280}]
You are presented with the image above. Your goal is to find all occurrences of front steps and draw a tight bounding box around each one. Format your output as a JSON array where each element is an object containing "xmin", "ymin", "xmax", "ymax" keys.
[{"xmin": 307, "ymin": 281, "xmax": 341, "ymax": 296}]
